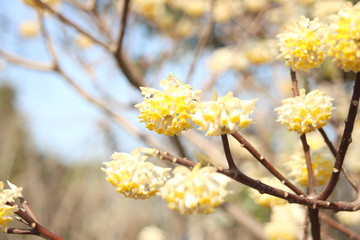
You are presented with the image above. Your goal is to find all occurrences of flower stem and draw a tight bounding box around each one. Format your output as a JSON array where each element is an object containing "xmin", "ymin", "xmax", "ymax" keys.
[
  {"xmin": 300, "ymin": 134, "xmax": 316, "ymax": 195},
  {"xmin": 221, "ymin": 134, "xmax": 238, "ymax": 170}
]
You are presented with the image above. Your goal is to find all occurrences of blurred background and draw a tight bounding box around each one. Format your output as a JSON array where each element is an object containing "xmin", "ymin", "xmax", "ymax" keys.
[{"xmin": 1, "ymin": 0, "xmax": 360, "ymax": 239}]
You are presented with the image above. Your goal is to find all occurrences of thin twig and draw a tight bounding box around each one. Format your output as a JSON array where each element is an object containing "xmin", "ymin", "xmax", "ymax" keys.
[
  {"xmin": 5, "ymin": 228, "xmax": 38, "ymax": 235},
  {"xmin": 37, "ymin": 11, "xmax": 170, "ymax": 152},
  {"xmin": 318, "ymin": 128, "xmax": 360, "ymax": 193},
  {"xmin": 9, "ymin": 203, "xmax": 65, "ymax": 240},
  {"xmin": 156, "ymin": 150, "xmax": 360, "ymax": 212},
  {"xmin": 221, "ymin": 134, "xmax": 238, "ymax": 170},
  {"xmin": 33, "ymin": 0, "xmax": 110, "ymax": 50},
  {"xmin": 319, "ymin": 72, "xmax": 360, "ymax": 200},
  {"xmin": 66, "ymin": 0, "xmax": 96, "ymax": 11},
  {"xmin": 231, "ymin": 132, "xmax": 305, "ymax": 196},
  {"xmin": 0, "ymin": 49, "xmax": 54, "ymax": 71},
  {"xmin": 319, "ymin": 213, "xmax": 360, "ymax": 240},
  {"xmin": 290, "ymin": 69, "xmax": 299, "ymax": 96},
  {"xmin": 115, "ymin": 0, "xmax": 130, "ymax": 57},
  {"xmin": 290, "ymin": 69, "xmax": 320, "ymax": 239},
  {"xmin": 38, "ymin": 12, "xmax": 58, "ymax": 65},
  {"xmin": 169, "ymin": 136, "xmax": 187, "ymax": 158},
  {"xmin": 19, "ymin": 198, "xmax": 39, "ymax": 223},
  {"xmin": 185, "ymin": 0, "xmax": 215, "ymax": 84},
  {"xmin": 300, "ymin": 134, "xmax": 316, "ymax": 195}
]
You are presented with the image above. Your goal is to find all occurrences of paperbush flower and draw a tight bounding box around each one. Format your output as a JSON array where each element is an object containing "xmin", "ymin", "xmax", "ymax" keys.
[
  {"xmin": 192, "ymin": 91, "xmax": 257, "ymax": 136},
  {"xmin": 159, "ymin": 164, "xmax": 231, "ymax": 215},
  {"xmin": 277, "ymin": 16, "xmax": 325, "ymax": 71},
  {"xmin": 274, "ymin": 89, "xmax": 334, "ymax": 134},
  {"xmin": 323, "ymin": 2, "xmax": 360, "ymax": 72},
  {"xmin": 245, "ymin": 40, "xmax": 277, "ymax": 65},
  {"xmin": 264, "ymin": 205, "xmax": 304, "ymax": 240},
  {"xmin": 135, "ymin": 74, "xmax": 201, "ymax": 136},
  {"xmin": 284, "ymin": 146, "xmax": 333, "ymax": 187},
  {"xmin": 207, "ymin": 47, "xmax": 249, "ymax": 74},
  {"xmin": 102, "ymin": 148, "xmax": 171, "ymax": 199},
  {"xmin": 0, "ymin": 181, "xmax": 23, "ymax": 231},
  {"xmin": 138, "ymin": 225, "xmax": 166, "ymax": 240}
]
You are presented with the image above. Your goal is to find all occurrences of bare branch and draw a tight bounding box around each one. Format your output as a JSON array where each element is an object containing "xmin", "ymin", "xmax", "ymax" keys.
[
  {"xmin": 33, "ymin": 0, "xmax": 110, "ymax": 50},
  {"xmin": 318, "ymin": 128, "xmax": 360, "ymax": 193},
  {"xmin": 300, "ymin": 134, "xmax": 316, "ymax": 195},
  {"xmin": 221, "ymin": 134, "xmax": 238, "ymax": 170},
  {"xmin": 319, "ymin": 213, "xmax": 360, "ymax": 240},
  {"xmin": 0, "ymin": 49, "xmax": 54, "ymax": 71},
  {"xmin": 231, "ymin": 131, "xmax": 305, "ymax": 196},
  {"xmin": 319, "ymin": 72, "xmax": 360, "ymax": 200},
  {"xmin": 185, "ymin": 0, "xmax": 215, "ymax": 84},
  {"xmin": 115, "ymin": 0, "xmax": 131, "ymax": 57}
]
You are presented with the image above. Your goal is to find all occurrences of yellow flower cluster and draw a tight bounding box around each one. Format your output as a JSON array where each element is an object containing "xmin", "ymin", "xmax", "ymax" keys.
[
  {"xmin": 207, "ymin": 47, "xmax": 249, "ymax": 74},
  {"xmin": 324, "ymin": 2, "xmax": 360, "ymax": 72},
  {"xmin": 284, "ymin": 145, "xmax": 333, "ymax": 187},
  {"xmin": 102, "ymin": 148, "xmax": 171, "ymax": 199},
  {"xmin": 274, "ymin": 89, "xmax": 334, "ymax": 134},
  {"xmin": 135, "ymin": 74, "xmax": 201, "ymax": 136},
  {"xmin": 277, "ymin": 16, "xmax": 325, "ymax": 71},
  {"xmin": 0, "ymin": 181, "xmax": 23, "ymax": 231},
  {"xmin": 245, "ymin": 40, "xmax": 277, "ymax": 65},
  {"xmin": 158, "ymin": 164, "xmax": 231, "ymax": 215},
  {"xmin": 192, "ymin": 91, "xmax": 257, "ymax": 136},
  {"xmin": 264, "ymin": 205, "xmax": 304, "ymax": 240}
]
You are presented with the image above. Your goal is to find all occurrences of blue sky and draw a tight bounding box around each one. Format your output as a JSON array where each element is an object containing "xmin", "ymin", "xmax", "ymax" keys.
[{"xmin": 0, "ymin": 0, "xmax": 212, "ymax": 164}]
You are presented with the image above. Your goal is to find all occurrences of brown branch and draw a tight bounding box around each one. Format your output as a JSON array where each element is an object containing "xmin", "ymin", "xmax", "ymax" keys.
[
  {"xmin": 156, "ymin": 149, "xmax": 360, "ymax": 212},
  {"xmin": 38, "ymin": 12, "xmax": 58, "ymax": 65},
  {"xmin": 318, "ymin": 72, "xmax": 360, "ymax": 200},
  {"xmin": 112, "ymin": 45, "xmax": 145, "ymax": 88},
  {"xmin": 115, "ymin": 0, "xmax": 131, "ymax": 57},
  {"xmin": 290, "ymin": 69, "xmax": 299, "ymax": 96},
  {"xmin": 290, "ymin": 69, "xmax": 320, "ymax": 240},
  {"xmin": 7, "ymin": 202, "xmax": 64, "ymax": 240},
  {"xmin": 318, "ymin": 128, "xmax": 360, "ymax": 193},
  {"xmin": 221, "ymin": 134, "xmax": 238, "ymax": 170},
  {"xmin": 0, "ymin": 49, "xmax": 54, "ymax": 71},
  {"xmin": 185, "ymin": 0, "xmax": 215, "ymax": 84},
  {"xmin": 111, "ymin": 0, "xmax": 145, "ymax": 88},
  {"xmin": 36, "ymin": 11, "xmax": 169, "ymax": 152},
  {"xmin": 32, "ymin": 0, "xmax": 110, "ymax": 50},
  {"xmin": 300, "ymin": 134, "xmax": 316, "ymax": 195},
  {"xmin": 319, "ymin": 213, "xmax": 360, "ymax": 240},
  {"xmin": 19, "ymin": 197, "xmax": 39, "ymax": 222},
  {"xmin": 66, "ymin": 0, "xmax": 96, "ymax": 11},
  {"xmin": 308, "ymin": 208, "xmax": 320, "ymax": 240},
  {"xmin": 231, "ymin": 131, "xmax": 305, "ymax": 196},
  {"xmin": 5, "ymin": 228, "xmax": 38, "ymax": 235}
]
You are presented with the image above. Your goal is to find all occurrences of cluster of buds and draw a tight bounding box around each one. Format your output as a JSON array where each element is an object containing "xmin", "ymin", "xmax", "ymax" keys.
[{"xmin": 277, "ymin": 2, "xmax": 360, "ymax": 73}]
